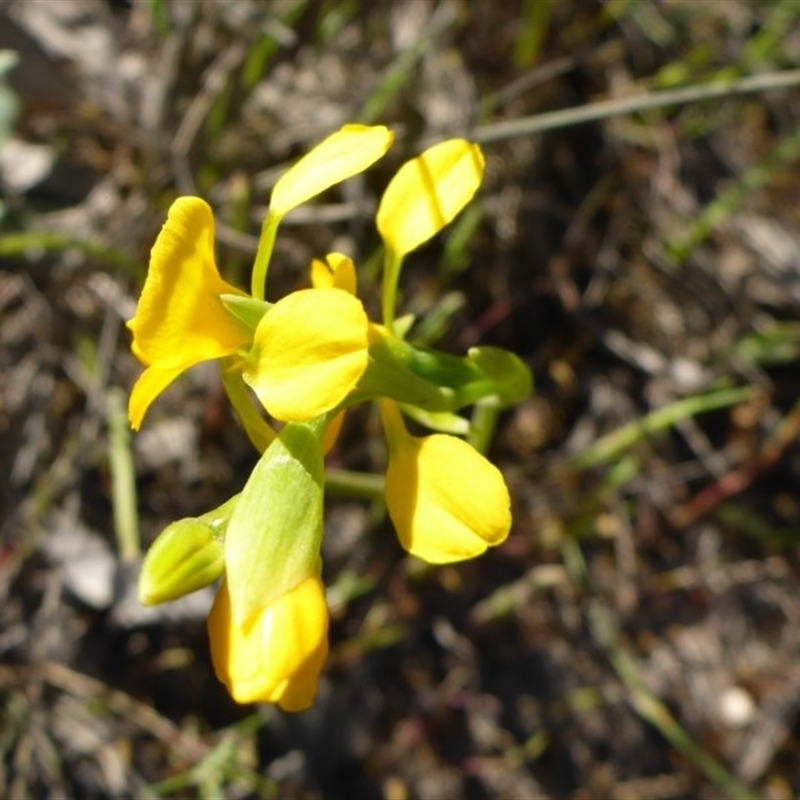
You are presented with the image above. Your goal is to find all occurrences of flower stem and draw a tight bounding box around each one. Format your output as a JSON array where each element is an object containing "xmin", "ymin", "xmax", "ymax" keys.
[
  {"xmin": 381, "ymin": 248, "xmax": 403, "ymax": 332},
  {"xmin": 250, "ymin": 210, "xmax": 281, "ymax": 300}
]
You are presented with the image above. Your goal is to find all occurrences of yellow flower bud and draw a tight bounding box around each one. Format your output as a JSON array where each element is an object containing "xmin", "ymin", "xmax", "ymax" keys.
[
  {"xmin": 207, "ymin": 576, "xmax": 329, "ymax": 711},
  {"xmin": 381, "ymin": 400, "xmax": 511, "ymax": 563}
]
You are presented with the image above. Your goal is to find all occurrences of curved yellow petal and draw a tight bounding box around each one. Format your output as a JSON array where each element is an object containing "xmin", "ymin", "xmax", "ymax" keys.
[
  {"xmin": 376, "ymin": 139, "xmax": 484, "ymax": 258},
  {"xmin": 243, "ymin": 289, "xmax": 369, "ymax": 421},
  {"xmin": 381, "ymin": 400, "xmax": 511, "ymax": 563},
  {"xmin": 322, "ymin": 410, "xmax": 346, "ymax": 455},
  {"xmin": 208, "ymin": 575, "xmax": 329, "ymax": 711},
  {"xmin": 271, "ymin": 124, "xmax": 394, "ymax": 218},
  {"xmin": 310, "ymin": 253, "xmax": 357, "ymax": 295},
  {"xmin": 128, "ymin": 196, "xmax": 249, "ymax": 369},
  {"xmin": 128, "ymin": 364, "xmax": 184, "ymax": 431}
]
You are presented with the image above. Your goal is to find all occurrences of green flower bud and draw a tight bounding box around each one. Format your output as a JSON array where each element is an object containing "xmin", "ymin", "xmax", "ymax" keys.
[{"xmin": 138, "ymin": 495, "xmax": 237, "ymax": 605}]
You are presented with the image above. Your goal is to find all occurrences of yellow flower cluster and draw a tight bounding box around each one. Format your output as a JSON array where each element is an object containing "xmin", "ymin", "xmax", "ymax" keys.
[{"xmin": 131, "ymin": 125, "xmax": 530, "ymax": 711}]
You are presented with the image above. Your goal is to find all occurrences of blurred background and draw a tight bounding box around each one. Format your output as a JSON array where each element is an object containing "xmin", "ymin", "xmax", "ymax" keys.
[{"xmin": 2, "ymin": 1, "xmax": 800, "ymax": 797}]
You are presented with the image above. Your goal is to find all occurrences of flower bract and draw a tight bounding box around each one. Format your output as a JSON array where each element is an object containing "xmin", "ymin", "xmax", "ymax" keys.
[
  {"xmin": 381, "ymin": 400, "xmax": 511, "ymax": 563},
  {"xmin": 127, "ymin": 196, "xmax": 250, "ymax": 429},
  {"xmin": 207, "ymin": 575, "xmax": 329, "ymax": 711}
]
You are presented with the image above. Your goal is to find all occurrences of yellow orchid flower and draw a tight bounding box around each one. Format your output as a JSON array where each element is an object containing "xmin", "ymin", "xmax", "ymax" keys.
[
  {"xmin": 127, "ymin": 196, "xmax": 250, "ymax": 429},
  {"xmin": 380, "ymin": 400, "xmax": 511, "ymax": 563},
  {"xmin": 207, "ymin": 574, "xmax": 329, "ymax": 711},
  {"xmin": 242, "ymin": 288, "xmax": 369, "ymax": 422}
]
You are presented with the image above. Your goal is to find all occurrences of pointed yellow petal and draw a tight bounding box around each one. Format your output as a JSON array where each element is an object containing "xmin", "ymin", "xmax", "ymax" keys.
[
  {"xmin": 243, "ymin": 289, "xmax": 369, "ymax": 421},
  {"xmin": 128, "ymin": 197, "xmax": 249, "ymax": 370},
  {"xmin": 322, "ymin": 410, "xmax": 346, "ymax": 455},
  {"xmin": 310, "ymin": 253, "xmax": 357, "ymax": 295},
  {"xmin": 208, "ymin": 575, "xmax": 329, "ymax": 711},
  {"xmin": 270, "ymin": 124, "xmax": 394, "ymax": 218},
  {"xmin": 377, "ymin": 139, "xmax": 484, "ymax": 258},
  {"xmin": 128, "ymin": 365, "xmax": 184, "ymax": 430},
  {"xmin": 381, "ymin": 401, "xmax": 511, "ymax": 563}
]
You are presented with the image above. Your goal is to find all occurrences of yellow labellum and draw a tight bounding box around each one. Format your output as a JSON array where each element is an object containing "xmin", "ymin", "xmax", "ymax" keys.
[
  {"xmin": 243, "ymin": 288, "xmax": 369, "ymax": 421},
  {"xmin": 381, "ymin": 400, "xmax": 511, "ymax": 563},
  {"xmin": 270, "ymin": 124, "xmax": 394, "ymax": 218},
  {"xmin": 377, "ymin": 139, "xmax": 485, "ymax": 258},
  {"xmin": 208, "ymin": 575, "xmax": 329, "ymax": 711},
  {"xmin": 127, "ymin": 197, "xmax": 249, "ymax": 429}
]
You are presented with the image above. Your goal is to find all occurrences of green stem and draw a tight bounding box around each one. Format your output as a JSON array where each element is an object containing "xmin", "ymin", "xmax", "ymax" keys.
[
  {"xmin": 220, "ymin": 359, "xmax": 276, "ymax": 453},
  {"xmin": 473, "ymin": 68, "xmax": 800, "ymax": 144},
  {"xmin": 250, "ymin": 210, "xmax": 281, "ymax": 300},
  {"xmin": 381, "ymin": 248, "xmax": 403, "ymax": 332},
  {"xmin": 467, "ymin": 401, "xmax": 498, "ymax": 454},
  {"xmin": 324, "ymin": 468, "xmax": 385, "ymax": 500},
  {"xmin": 106, "ymin": 388, "xmax": 140, "ymax": 561}
]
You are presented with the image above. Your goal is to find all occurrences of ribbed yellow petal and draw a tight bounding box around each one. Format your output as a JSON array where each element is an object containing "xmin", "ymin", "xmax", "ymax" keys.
[
  {"xmin": 376, "ymin": 139, "xmax": 484, "ymax": 258},
  {"xmin": 127, "ymin": 197, "xmax": 250, "ymax": 425},
  {"xmin": 310, "ymin": 253, "xmax": 357, "ymax": 295},
  {"xmin": 381, "ymin": 401, "xmax": 511, "ymax": 563},
  {"xmin": 243, "ymin": 289, "xmax": 369, "ymax": 421},
  {"xmin": 208, "ymin": 576, "xmax": 329, "ymax": 711},
  {"xmin": 270, "ymin": 124, "xmax": 394, "ymax": 218},
  {"xmin": 129, "ymin": 197, "xmax": 249, "ymax": 366}
]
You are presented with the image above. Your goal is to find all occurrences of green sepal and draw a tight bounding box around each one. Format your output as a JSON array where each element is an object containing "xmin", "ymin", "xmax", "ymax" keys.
[
  {"xmin": 224, "ymin": 417, "xmax": 326, "ymax": 626},
  {"xmin": 137, "ymin": 495, "xmax": 238, "ymax": 605},
  {"xmin": 353, "ymin": 330, "xmax": 454, "ymax": 411},
  {"xmin": 220, "ymin": 293, "xmax": 272, "ymax": 333},
  {"xmin": 466, "ymin": 346, "xmax": 532, "ymax": 408}
]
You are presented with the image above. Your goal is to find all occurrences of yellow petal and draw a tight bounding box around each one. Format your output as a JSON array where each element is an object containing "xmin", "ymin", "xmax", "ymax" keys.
[
  {"xmin": 271, "ymin": 124, "xmax": 394, "ymax": 218},
  {"xmin": 322, "ymin": 410, "xmax": 346, "ymax": 455},
  {"xmin": 376, "ymin": 139, "xmax": 484, "ymax": 258},
  {"xmin": 208, "ymin": 575, "xmax": 329, "ymax": 711},
  {"xmin": 243, "ymin": 289, "xmax": 369, "ymax": 421},
  {"xmin": 128, "ymin": 196, "xmax": 249, "ymax": 369},
  {"xmin": 381, "ymin": 401, "xmax": 510, "ymax": 563},
  {"xmin": 310, "ymin": 253, "xmax": 357, "ymax": 295},
  {"xmin": 128, "ymin": 365, "xmax": 184, "ymax": 430}
]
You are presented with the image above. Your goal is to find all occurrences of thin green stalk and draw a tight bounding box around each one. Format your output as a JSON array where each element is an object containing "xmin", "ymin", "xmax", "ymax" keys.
[
  {"xmin": 590, "ymin": 603, "xmax": 757, "ymax": 800},
  {"xmin": 467, "ymin": 401, "xmax": 498, "ymax": 455},
  {"xmin": 473, "ymin": 68, "xmax": 800, "ymax": 144},
  {"xmin": 106, "ymin": 388, "xmax": 140, "ymax": 561},
  {"xmin": 324, "ymin": 468, "xmax": 385, "ymax": 499},
  {"xmin": 0, "ymin": 231, "xmax": 140, "ymax": 274},
  {"xmin": 381, "ymin": 248, "xmax": 403, "ymax": 331},
  {"xmin": 567, "ymin": 385, "xmax": 755, "ymax": 471},
  {"xmin": 250, "ymin": 211, "xmax": 280, "ymax": 300},
  {"xmin": 221, "ymin": 360, "xmax": 276, "ymax": 453}
]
